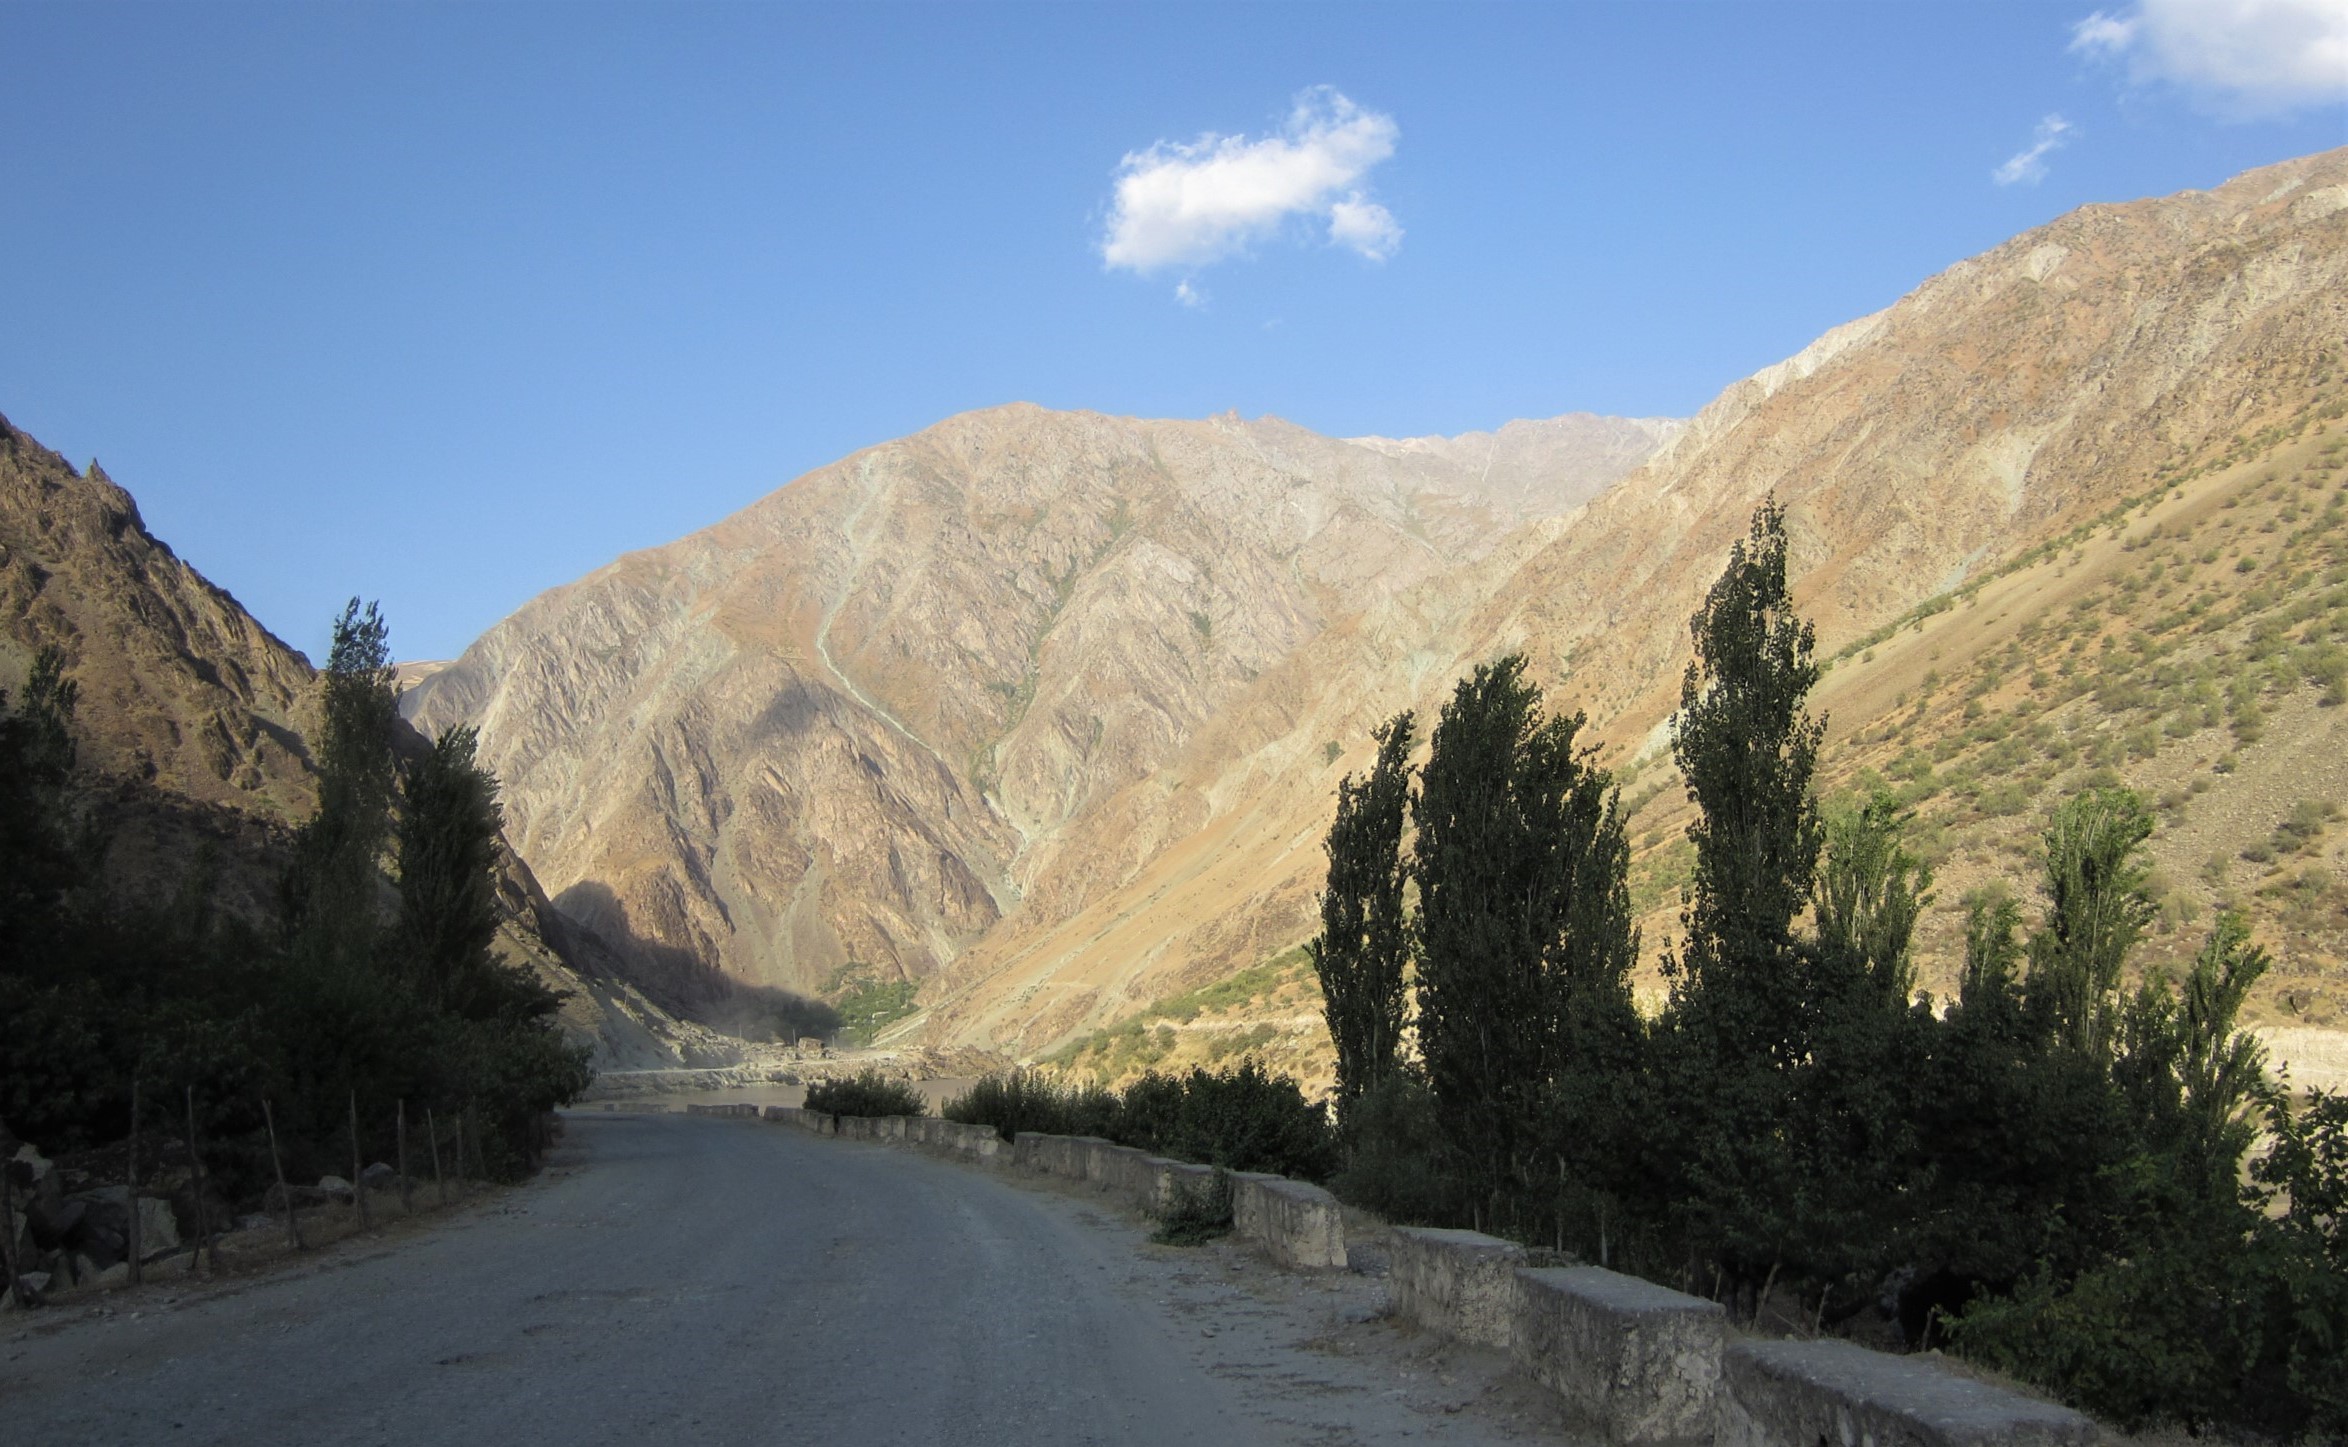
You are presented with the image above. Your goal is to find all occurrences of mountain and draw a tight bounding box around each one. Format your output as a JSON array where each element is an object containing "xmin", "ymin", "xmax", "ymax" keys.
[
  {"xmin": 404, "ymin": 409, "xmax": 1678, "ymax": 997},
  {"xmin": 416, "ymin": 148, "xmax": 2348, "ymax": 1074},
  {"xmin": 0, "ymin": 414, "xmax": 728, "ymax": 1069},
  {"xmin": 916, "ymin": 149, "xmax": 2348, "ymax": 1058}
]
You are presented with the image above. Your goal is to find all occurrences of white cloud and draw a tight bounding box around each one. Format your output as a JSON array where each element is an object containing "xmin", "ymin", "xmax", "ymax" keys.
[
  {"xmin": 1994, "ymin": 114, "xmax": 2077, "ymax": 185},
  {"xmin": 2071, "ymin": 0, "xmax": 2348, "ymax": 115},
  {"xmin": 1101, "ymin": 87, "xmax": 1402, "ymax": 279},
  {"xmin": 1174, "ymin": 279, "xmax": 1206, "ymax": 308},
  {"xmin": 1327, "ymin": 194, "xmax": 1403, "ymax": 261}
]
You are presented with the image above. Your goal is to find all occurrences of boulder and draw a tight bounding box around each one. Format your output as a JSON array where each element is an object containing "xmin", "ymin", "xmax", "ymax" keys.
[
  {"xmin": 5, "ymin": 1270, "xmax": 52, "ymax": 1306},
  {"xmin": 358, "ymin": 1162, "xmax": 398, "ymax": 1193},
  {"xmin": 60, "ymin": 1191, "xmax": 131, "ymax": 1269},
  {"xmin": 6, "ymin": 1141, "xmax": 55, "ymax": 1195},
  {"xmin": 22, "ymin": 1194, "xmax": 84, "ymax": 1252},
  {"xmin": 136, "ymin": 1197, "xmax": 180, "ymax": 1255},
  {"xmin": 316, "ymin": 1175, "xmax": 355, "ymax": 1203}
]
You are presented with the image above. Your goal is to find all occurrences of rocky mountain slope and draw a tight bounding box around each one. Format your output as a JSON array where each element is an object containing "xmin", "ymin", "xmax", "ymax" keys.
[
  {"xmin": 415, "ymin": 148, "xmax": 2346, "ymax": 1076},
  {"xmin": 0, "ymin": 415, "xmax": 723, "ymax": 1068},
  {"xmin": 405, "ymin": 409, "xmax": 1677, "ymax": 997},
  {"xmin": 916, "ymin": 148, "xmax": 2348, "ymax": 1058}
]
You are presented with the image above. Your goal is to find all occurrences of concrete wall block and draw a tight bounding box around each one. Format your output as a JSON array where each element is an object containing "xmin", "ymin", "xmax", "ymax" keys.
[
  {"xmin": 1069, "ymin": 1137, "xmax": 1114, "ymax": 1181},
  {"xmin": 1089, "ymin": 1144, "xmax": 1149, "ymax": 1206},
  {"xmin": 1389, "ymin": 1227, "xmax": 1527, "ymax": 1350},
  {"xmin": 1719, "ymin": 1339, "xmax": 2099, "ymax": 1447},
  {"xmin": 1231, "ymin": 1175, "xmax": 1347, "ymax": 1270},
  {"xmin": 1133, "ymin": 1156, "xmax": 1180, "ymax": 1214},
  {"xmin": 1011, "ymin": 1134, "xmax": 1050, "ymax": 1173},
  {"xmin": 1160, "ymin": 1161, "xmax": 1216, "ymax": 1217},
  {"xmin": 1511, "ymin": 1267, "xmax": 1725, "ymax": 1447}
]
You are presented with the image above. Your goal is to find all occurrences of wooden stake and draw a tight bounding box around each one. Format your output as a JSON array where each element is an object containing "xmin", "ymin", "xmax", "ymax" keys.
[
  {"xmin": 396, "ymin": 1100, "xmax": 412, "ymax": 1214},
  {"xmin": 261, "ymin": 1098, "xmax": 304, "ymax": 1251},
  {"xmin": 0, "ymin": 1159, "xmax": 25, "ymax": 1309},
  {"xmin": 126, "ymin": 1078, "xmax": 143, "ymax": 1287},
  {"xmin": 427, "ymin": 1108, "xmax": 446, "ymax": 1206},
  {"xmin": 348, "ymin": 1091, "xmax": 370, "ymax": 1231},
  {"xmin": 183, "ymin": 1086, "xmax": 212, "ymax": 1275},
  {"xmin": 452, "ymin": 1115, "xmax": 465, "ymax": 1199}
]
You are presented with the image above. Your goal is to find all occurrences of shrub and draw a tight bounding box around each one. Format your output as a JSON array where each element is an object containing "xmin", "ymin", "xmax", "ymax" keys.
[
  {"xmin": 944, "ymin": 1061, "xmax": 1335, "ymax": 1179},
  {"xmin": 1159, "ymin": 1057, "xmax": 1343, "ymax": 1179},
  {"xmin": 942, "ymin": 1069, "xmax": 1088, "ymax": 1139},
  {"xmin": 1330, "ymin": 1075, "xmax": 1451, "ymax": 1225},
  {"xmin": 804, "ymin": 1068, "xmax": 926, "ymax": 1118}
]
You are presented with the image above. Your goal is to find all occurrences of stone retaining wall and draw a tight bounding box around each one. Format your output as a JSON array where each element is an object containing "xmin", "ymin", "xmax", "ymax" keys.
[
  {"xmin": 1380, "ymin": 1227, "xmax": 2095, "ymax": 1447},
  {"xmin": 1720, "ymin": 1339, "xmax": 2098, "ymax": 1447},
  {"xmin": 1390, "ymin": 1227, "xmax": 1525, "ymax": 1350},
  {"xmin": 1230, "ymin": 1174, "xmax": 1347, "ymax": 1270},
  {"xmin": 1514, "ymin": 1266, "xmax": 1724, "ymax": 1447},
  {"xmin": 686, "ymin": 1105, "xmax": 2098, "ymax": 1447}
]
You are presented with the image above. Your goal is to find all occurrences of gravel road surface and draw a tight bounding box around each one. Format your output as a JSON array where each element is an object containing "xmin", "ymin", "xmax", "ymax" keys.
[{"xmin": 1, "ymin": 1112, "xmax": 1572, "ymax": 1446}]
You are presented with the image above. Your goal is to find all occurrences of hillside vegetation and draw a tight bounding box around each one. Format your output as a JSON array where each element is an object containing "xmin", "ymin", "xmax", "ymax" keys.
[
  {"xmin": 1629, "ymin": 400, "xmax": 2348, "ymax": 1039},
  {"xmin": 1051, "ymin": 403, "xmax": 2348, "ymax": 1101}
]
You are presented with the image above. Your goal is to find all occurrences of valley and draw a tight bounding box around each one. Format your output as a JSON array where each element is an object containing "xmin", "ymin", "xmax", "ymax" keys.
[{"xmin": 394, "ymin": 148, "xmax": 2348, "ymax": 1084}]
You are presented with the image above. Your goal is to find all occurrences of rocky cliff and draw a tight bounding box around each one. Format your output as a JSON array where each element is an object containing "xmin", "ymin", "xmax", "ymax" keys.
[
  {"xmin": 921, "ymin": 147, "xmax": 2348, "ymax": 1053},
  {"xmin": 413, "ymin": 148, "xmax": 2347, "ymax": 1061},
  {"xmin": 405, "ymin": 409, "xmax": 1676, "ymax": 996},
  {"xmin": 0, "ymin": 415, "xmax": 721, "ymax": 1068}
]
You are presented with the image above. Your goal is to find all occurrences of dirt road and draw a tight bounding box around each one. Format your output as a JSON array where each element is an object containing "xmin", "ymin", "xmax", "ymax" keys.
[{"xmin": 1, "ymin": 1112, "xmax": 1572, "ymax": 1446}]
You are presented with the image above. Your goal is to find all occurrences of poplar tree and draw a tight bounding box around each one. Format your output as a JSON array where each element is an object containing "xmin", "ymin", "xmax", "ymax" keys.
[
  {"xmin": 1308, "ymin": 710, "xmax": 1415, "ymax": 1126},
  {"xmin": 397, "ymin": 725, "xmax": 510, "ymax": 1017},
  {"xmin": 283, "ymin": 600, "xmax": 400, "ymax": 972},
  {"xmin": 1413, "ymin": 655, "xmax": 1635, "ymax": 1222},
  {"xmin": 1667, "ymin": 500, "xmax": 1824, "ymax": 1060}
]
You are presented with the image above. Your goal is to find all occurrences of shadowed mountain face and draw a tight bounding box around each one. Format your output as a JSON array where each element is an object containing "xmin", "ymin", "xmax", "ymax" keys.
[
  {"xmin": 404, "ymin": 409, "xmax": 1679, "ymax": 997},
  {"xmin": 0, "ymin": 416, "xmax": 738, "ymax": 1069},
  {"xmin": 416, "ymin": 148, "xmax": 2348, "ymax": 1058},
  {"xmin": 0, "ymin": 425, "xmax": 316, "ymax": 820}
]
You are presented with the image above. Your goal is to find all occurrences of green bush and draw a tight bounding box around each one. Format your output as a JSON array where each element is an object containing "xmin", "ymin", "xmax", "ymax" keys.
[
  {"xmin": 1329, "ymin": 1075, "xmax": 1451, "ymax": 1225},
  {"xmin": 942, "ymin": 1068, "xmax": 1113, "ymax": 1140},
  {"xmin": 944, "ymin": 1061, "xmax": 1335, "ymax": 1179},
  {"xmin": 804, "ymin": 1068, "xmax": 926, "ymax": 1118}
]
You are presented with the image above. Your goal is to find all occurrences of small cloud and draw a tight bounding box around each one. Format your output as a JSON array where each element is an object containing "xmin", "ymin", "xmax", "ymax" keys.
[
  {"xmin": 1102, "ymin": 87, "xmax": 1402, "ymax": 279},
  {"xmin": 1994, "ymin": 114, "xmax": 2076, "ymax": 186},
  {"xmin": 2070, "ymin": 0, "xmax": 2348, "ymax": 116},
  {"xmin": 1175, "ymin": 279, "xmax": 1206, "ymax": 308},
  {"xmin": 1327, "ymin": 194, "xmax": 1402, "ymax": 261}
]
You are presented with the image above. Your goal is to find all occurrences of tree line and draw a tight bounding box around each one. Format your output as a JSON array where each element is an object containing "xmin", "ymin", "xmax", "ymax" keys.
[
  {"xmin": 1, "ymin": 601, "xmax": 589, "ymax": 1205},
  {"xmin": 1310, "ymin": 503, "xmax": 2346, "ymax": 1438}
]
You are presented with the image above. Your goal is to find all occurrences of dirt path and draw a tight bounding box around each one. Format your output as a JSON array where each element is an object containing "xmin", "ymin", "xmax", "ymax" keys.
[{"xmin": 0, "ymin": 1112, "xmax": 1578, "ymax": 1446}]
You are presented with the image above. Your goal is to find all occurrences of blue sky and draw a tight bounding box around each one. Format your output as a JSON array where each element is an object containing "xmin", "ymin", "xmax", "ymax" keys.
[{"xmin": 3, "ymin": 2, "xmax": 2343, "ymax": 663}]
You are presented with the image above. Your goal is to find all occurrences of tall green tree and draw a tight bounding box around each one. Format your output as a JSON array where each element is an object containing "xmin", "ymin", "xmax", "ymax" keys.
[
  {"xmin": 1308, "ymin": 709, "xmax": 1416, "ymax": 1127},
  {"xmin": 1814, "ymin": 790, "xmax": 1933, "ymax": 1006},
  {"xmin": 2027, "ymin": 787, "xmax": 2155, "ymax": 1057},
  {"xmin": 1652, "ymin": 502, "xmax": 1840, "ymax": 1309},
  {"xmin": 1413, "ymin": 654, "xmax": 1636, "ymax": 1224},
  {"xmin": 283, "ymin": 599, "xmax": 400, "ymax": 971},
  {"xmin": 1667, "ymin": 500, "xmax": 1824, "ymax": 1059},
  {"xmin": 398, "ymin": 724, "xmax": 525, "ymax": 1018}
]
